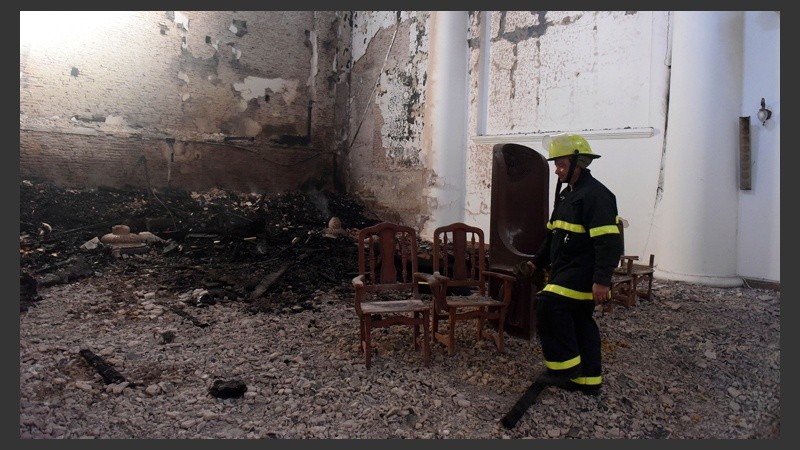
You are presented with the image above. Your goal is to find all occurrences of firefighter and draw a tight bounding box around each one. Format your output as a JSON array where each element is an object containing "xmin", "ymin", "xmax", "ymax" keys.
[{"xmin": 518, "ymin": 133, "xmax": 623, "ymax": 395}]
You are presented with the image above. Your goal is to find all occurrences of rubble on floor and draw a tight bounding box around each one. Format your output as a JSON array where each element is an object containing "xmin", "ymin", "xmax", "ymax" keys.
[{"xmin": 20, "ymin": 179, "xmax": 381, "ymax": 313}]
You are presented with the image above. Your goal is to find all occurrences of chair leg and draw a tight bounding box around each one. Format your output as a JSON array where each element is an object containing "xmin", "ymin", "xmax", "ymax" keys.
[
  {"xmin": 359, "ymin": 319, "xmax": 366, "ymax": 354},
  {"xmin": 413, "ymin": 312, "xmax": 420, "ymax": 350},
  {"xmin": 615, "ymin": 281, "xmax": 635, "ymax": 308},
  {"xmin": 629, "ymin": 276, "xmax": 638, "ymax": 307},
  {"xmin": 496, "ymin": 308, "xmax": 506, "ymax": 353},
  {"xmin": 627, "ymin": 280, "xmax": 636, "ymax": 307},
  {"xmin": 448, "ymin": 310, "xmax": 456, "ymax": 356},
  {"xmin": 421, "ymin": 311, "xmax": 431, "ymax": 366},
  {"xmin": 476, "ymin": 314, "xmax": 484, "ymax": 342},
  {"xmin": 643, "ymin": 275, "xmax": 653, "ymax": 300},
  {"xmin": 363, "ymin": 317, "xmax": 372, "ymax": 368}
]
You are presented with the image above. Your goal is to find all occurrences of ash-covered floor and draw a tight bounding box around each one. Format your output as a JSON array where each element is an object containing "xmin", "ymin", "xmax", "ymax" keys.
[{"xmin": 20, "ymin": 180, "xmax": 382, "ymax": 314}]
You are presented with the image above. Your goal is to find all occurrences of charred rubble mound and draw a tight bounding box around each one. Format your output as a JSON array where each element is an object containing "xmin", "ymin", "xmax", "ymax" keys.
[{"xmin": 19, "ymin": 180, "xmax": 381, "ymax": 313}]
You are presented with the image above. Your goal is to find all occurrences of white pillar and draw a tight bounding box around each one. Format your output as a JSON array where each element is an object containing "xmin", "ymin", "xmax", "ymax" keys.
[
  {"xmin": 654, "ymin": 11, "xmax": 744, "ymax": 287},
  {"xmin": 420, "ymin": 11, "xmax": 469, "ymax": 240}
]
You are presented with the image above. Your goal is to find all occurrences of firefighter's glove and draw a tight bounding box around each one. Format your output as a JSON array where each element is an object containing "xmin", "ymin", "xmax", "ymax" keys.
[{"xmin": 513, "ymin": 261, "xmax": 534, "ymax": 281}]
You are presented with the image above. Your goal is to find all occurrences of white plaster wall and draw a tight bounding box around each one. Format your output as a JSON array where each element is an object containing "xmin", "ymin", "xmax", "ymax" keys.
[
  {"xmin": 466, "ymin": 11, "xmax": 670, "ymax": 262},
  {"xmin": 738, "ymin": 11, "xmax": 780, "ymax": 283},
  {"xmin": 460, "ymin": 10, "xmax": 779, "ymax": 284},
  {"xmin": 487, "ymin": 11, "xmax": 653, "ymax": 134}
]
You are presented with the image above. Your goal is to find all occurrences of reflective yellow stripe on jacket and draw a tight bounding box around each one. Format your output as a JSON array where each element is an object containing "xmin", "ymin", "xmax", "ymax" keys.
[
  {"xmin": 547, "ymin": 220, "xmax": 586, "ymax": 233},
  {"xmin": 589, "ymin": 224, "xmax": 619, "ymax": 237},
  {"xmin": 542, "ymin": 284, "xmax": 594, "ymax": 300}
]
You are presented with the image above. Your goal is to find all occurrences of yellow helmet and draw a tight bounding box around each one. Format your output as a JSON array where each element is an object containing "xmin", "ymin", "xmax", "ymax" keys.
[{"xmin": 543, "ymin": 133, "xmax": 600, "ymax": 161}]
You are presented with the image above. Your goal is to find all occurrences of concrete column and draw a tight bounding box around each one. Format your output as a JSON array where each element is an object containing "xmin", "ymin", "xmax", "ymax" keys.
[
  {"xmin": 654, "ymin": 11, "xmax": 744, "ymax": 287},
  {"xmin": 421, "ymin": 11, "xmax": 469, "ymax": 239}
]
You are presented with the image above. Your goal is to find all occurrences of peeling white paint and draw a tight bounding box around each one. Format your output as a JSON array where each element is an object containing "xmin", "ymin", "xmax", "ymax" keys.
[
  {"xmin": 231, "ymin": 47, "xmax": 241, "ymax": 60},
  {"xmin": 352, "ymin": 11, "xmax": 415, "ymax": 61},
  {"xmin": 352, "ymin": 12, "xmax": 430, "ymax": 165},
  {"xmin": 331, "ymin": 11, "xmax": 349, "ymax": 87},
  {"xmin": 174, "ymin": 11, "xmax": 190, "ymax": 31},
  {"xmin": 177, "ymin": 72, "xmax": 190, "ymax": 84},
  {"xmin": 233, "ymin": 76, "xmax": 299, "ymax": 105},
  {"xmin": 228, "ymin": 23, "xmax": 239, "ymax": 35},
  {"xmin": 486, "ymin": 11, "xmax": 652, "ymax": 134},
  {"xmin": 308, "ymin": 27, "xmax": 318, "ymax": 98},
  {"xmin": 377, "ymin": 69, "xmax": 425, "ymax": 165},
  {"xmin": 181, "ymin": 93, "xmax": 191, "ymax": 101}
]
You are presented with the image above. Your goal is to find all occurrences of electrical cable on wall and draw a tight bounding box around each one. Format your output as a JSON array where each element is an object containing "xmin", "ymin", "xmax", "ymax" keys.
[{"xmin": 347, "ymin": 14, "xmax": 401, "ymax": 151}]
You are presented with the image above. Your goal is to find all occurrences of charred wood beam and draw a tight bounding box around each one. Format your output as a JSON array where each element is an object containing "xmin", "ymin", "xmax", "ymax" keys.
[
  {"xmin": 79, "ymin": 349, "xmax": 127, "ymax": 385},
  {"xmin": 223, "ymin": 136, "xmax": 255, "ymax": 142},
  {"xmin": 249, "ymin": 261, "xmax": 294, "ymax": 300},
  {"xmin": 317, "ymin": 271, "xmax": 338, "ymax": 284},
  {"xmin": 167, "ymin": 306, "xmax": 210, "ymax": 328},
  {"xmin": 248, "ymin": 251, "xmax": 317, "ymax": 300},
  {"xmin": 36, "ymin": 256, "xmax": 95, "ymax": 286}
]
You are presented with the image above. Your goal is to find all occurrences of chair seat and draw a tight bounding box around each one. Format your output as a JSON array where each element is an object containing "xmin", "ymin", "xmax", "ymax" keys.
[
  {"xmin": 611, "ymin": 273, "xmax": 635, "ymax": 284},
  {"xmin": 361, "ymin": 299, "xmax": 429, "ymax": 314},
  {"xmin": 614, "ymin": 265, "xmax": 654, "ymax": 276},
  {"xmin": 445, "ymin": 294, "xmax": 504, "ymax": 308}
]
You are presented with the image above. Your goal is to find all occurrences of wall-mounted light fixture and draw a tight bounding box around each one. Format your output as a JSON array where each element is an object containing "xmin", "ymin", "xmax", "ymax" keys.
[{"xmin": 757, "ymin": 98, "xmax": 772, "ymax": 126}]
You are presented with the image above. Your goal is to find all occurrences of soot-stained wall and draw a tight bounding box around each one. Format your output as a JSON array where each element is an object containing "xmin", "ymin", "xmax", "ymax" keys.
[
  {"xmin": 20, "ymin": 11, "xmax": 351, "ymax": 194},
  {"xmin": 343, "ymin": 11, "xmax": 432, "ymax": 229}
]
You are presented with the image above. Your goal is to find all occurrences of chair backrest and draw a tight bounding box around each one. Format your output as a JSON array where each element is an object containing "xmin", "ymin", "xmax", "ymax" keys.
[
  {"xmin": 356, "ymin": 222, "xmax": 420, "ymax": 296},
  {"xmin": 432, "ymin": 222, "xmax": 486, "ymax": 293},
  {"xmin": 487, "ymin": 144, "xmax": 549, "ymax": 339},
  {"xmin": 488, "ymin": 143, "xmax": 549, "ymax": 273}
]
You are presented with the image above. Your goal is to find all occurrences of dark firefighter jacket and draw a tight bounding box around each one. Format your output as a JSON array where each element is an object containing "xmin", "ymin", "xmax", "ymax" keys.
[{"xmin": 531, "ymin": 168, "xmax": 623, "ymax": 300}]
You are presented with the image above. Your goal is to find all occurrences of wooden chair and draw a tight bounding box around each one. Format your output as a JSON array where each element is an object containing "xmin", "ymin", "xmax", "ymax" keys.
[
  {"xmin": 352, "ymin": 222, "xmax": 440, "ymax": 369},
  {"xmin": 430, "ymin": 222, "xmax": 516, "ymax": 355}
]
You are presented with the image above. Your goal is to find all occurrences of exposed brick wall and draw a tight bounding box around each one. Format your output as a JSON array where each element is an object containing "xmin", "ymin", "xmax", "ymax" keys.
[
  {"xmin": 20, "ymin": 130, "xmax": 335, "ymax": 194},
  {"xmin": 20, "ymin": 11, "xmax": 348, "ymax": 194}
]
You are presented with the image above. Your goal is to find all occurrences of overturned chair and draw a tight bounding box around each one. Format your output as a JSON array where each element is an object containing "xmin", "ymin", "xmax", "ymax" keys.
[{"xmin": 352, "ymin": 222, "xmax": 440, "ymax": 368}]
